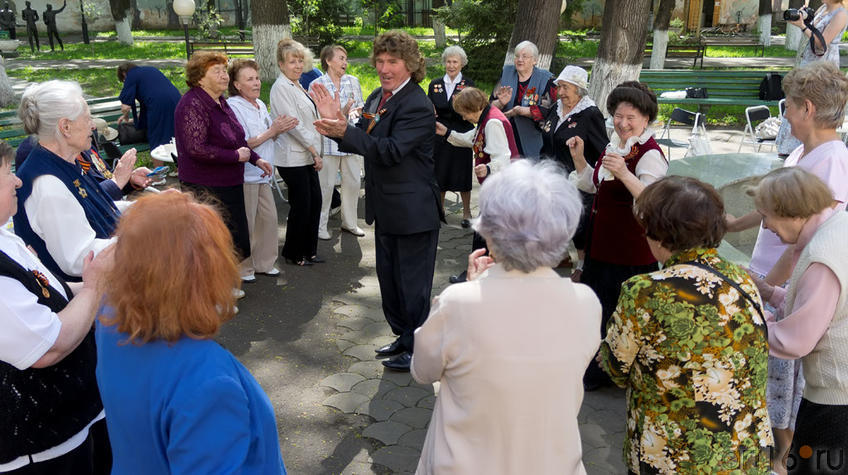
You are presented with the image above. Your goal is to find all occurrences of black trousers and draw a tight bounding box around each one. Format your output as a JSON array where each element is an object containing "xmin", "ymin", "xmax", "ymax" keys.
[
  {"xmin": 11, "ymin": 419, "xmax": 111, "ymax": 475},
  {"xmin": 375, "ymin": 227, "xmax": 439, "ymax": 353},
  {"xmin": 278, "ymin": 165, "xmax": 321, "ymax": 261},
  {"xmin": 788, "ymin": 398, "xmax": 848, "ymax": 474},
  {"xmin": 180, "ymin": 181, "xmax": 251, "ymax": 260}
]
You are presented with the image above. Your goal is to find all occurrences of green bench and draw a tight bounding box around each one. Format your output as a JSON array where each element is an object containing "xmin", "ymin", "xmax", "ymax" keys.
[
  {"xmin": 638, "ymin": 69, "xmax": 782, "ymax": 111},
  {"xmin": 644, "ymin": 42, "xmax": 705, "ymax": 68},
  {"xmin": 2, "ymin": 96, "xmax": 151, "ymax": 157},
  {"xmin": 701, "ymin": 35, "xmax": 765, "ymax": 57}
]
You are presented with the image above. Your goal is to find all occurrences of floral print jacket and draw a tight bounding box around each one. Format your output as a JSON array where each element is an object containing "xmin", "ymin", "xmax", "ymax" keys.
[{"xmin": 599, "ymin": 247, "xmax": 773, "ymax": 474}]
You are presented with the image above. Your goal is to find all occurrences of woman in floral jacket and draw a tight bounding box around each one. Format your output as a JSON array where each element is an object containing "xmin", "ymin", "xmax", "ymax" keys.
[{"xmin": 599, "ymin": 176, "xmax": 773, "ymax": 474}]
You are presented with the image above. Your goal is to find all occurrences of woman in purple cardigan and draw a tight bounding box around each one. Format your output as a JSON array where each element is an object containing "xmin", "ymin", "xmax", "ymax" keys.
[{"xmin": 174, "ymin": 51, "xmax": 273, "ymax": 268}]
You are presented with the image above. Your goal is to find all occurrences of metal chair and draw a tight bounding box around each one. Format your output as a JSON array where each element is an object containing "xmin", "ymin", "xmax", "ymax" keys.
[
  {"xmin": 738, "ymin": 105, "xmax": 775, "ymax": 152},
  {"xmin": 778, "ymin": 98, "xmax": 786, "ymax": 118},
  {"xmin": 656, "ymin": 108, "xmax": 706, "ymax": 158}
]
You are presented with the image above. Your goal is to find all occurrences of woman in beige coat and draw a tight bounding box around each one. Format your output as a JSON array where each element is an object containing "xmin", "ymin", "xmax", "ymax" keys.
[{"xmin": 411, "ymin": 159, "xmax": 602, "ymax": 474}]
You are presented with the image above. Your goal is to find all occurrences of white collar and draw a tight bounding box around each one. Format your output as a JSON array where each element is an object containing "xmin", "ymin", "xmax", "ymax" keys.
[
  {"xmin": 556, "ymin": 95, "xmax": 596, "ymax": 124},
  {"xmin": 443, "ymin": 72, "xmax": 462, "ymax": 86},
  {"xmin": 607, "ymin": 128, "xmax": 655, "ymax": 155}
]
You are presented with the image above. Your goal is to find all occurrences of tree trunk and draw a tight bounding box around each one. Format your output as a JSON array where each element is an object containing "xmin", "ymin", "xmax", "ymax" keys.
[
  {"xmin": 785, "ymin": 0, "xmax": 804, "ymax": 50},
  {"xmin": 433, "ymin": 0, "xmax": 446, "ymax": 48},
  {"xmin": 0, "ymin": 57, "xmax": 14, "ymax": 108},
  {"xmin": 166, "ymin": 0, "xmax": 181, "ymax": 28},
  {"xmin": 251, "ymin": 0, "xmax": 290, "ymax": 82},
  {"xmin": 110, "ymin": 0, "xmax": 133, "ymax": 45},
  {"xmin": 504, "ymin": 0, "xmax": 561, "ymax": 70},
  {"xmin": 588, "ymin": 0, "xmax": 653, "ymax": 115},
  {"xmin": 650, "ymin": 0, "xmax": 675, "ymax": 69},
  {"xmin": 758, "ymin": 0, "xmax": 772, "ymax": 46}
]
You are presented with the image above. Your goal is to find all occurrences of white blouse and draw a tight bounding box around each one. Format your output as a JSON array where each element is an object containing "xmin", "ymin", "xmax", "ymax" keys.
[
  {"xmin": 447, "ymin": 118, "xmax": 511, "ymax": 175},
  {"xmin": 574, "ymin": 129, "xmax": 667, "ymax": 194}
]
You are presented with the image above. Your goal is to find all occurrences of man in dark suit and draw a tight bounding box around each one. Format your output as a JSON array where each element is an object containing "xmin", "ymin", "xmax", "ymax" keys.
[{"xmin": 313, "ymin": 30, "xmax": 442, "ymax": 371}]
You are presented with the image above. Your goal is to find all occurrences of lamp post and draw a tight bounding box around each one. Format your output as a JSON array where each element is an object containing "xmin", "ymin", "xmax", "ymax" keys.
[{"xmin": 173, "ymin": 0, "xmax": 195, "ymax": 60}]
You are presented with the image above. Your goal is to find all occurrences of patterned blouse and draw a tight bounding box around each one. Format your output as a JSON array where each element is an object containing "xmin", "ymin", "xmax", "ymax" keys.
[{"xmin": 599, "ymin": 247, "xmax": 773, "ymax": 474}]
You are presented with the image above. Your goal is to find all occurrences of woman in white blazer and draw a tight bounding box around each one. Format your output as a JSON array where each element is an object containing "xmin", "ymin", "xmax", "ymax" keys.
[
  {"xmin": 411, "ymin": 160, "xmax": 602, "ymax": 475},
  {"xmin": 270, "ymin": 38, "xmax": 324, "ymax": 267}
]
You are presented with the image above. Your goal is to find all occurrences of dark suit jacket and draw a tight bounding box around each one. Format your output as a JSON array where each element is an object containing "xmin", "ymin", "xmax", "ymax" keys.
[{"xmin": 338, "ymin": 80, "xmax": 443, "ymax": 235}]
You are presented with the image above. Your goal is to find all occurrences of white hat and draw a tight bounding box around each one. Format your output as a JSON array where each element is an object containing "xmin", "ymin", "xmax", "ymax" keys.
[
  {"xmin": 92, "ymin": 117, "xmax": 118, "ymax": 141},
  {"xmin": 555, "ymin": 65, "xmax": 588, "ymax": 91}
]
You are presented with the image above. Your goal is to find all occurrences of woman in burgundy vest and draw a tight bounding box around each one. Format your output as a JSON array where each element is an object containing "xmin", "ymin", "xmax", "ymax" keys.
[
  {"xmin": 568, "ymin": 81, "xmax": 668, "ymax": 391},
  {"xmin": 435, "ymin": 87, "xmax": 519, "ymax": 283}
]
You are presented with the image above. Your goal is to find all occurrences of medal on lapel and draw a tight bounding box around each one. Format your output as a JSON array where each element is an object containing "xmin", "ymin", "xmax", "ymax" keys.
[
  {"xmin": 523, "ymin": 87, "xmax": 537, "ymax": 106},
  {"xmin": 456, "ymin": 80, "xmax": 466, "ymax": 92},
  {"xmin": 32, "ymin": 269, "xmax": 50, "ymax": 298},
  {"xmin": 73, "ymin": 179, "xmax": 88, "ymax": 198},
  {"xmin": 433, "ymin": 83, "xmax": 444, "ymax": 94}
]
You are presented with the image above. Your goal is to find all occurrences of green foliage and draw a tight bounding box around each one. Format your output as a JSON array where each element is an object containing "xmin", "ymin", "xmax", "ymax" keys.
[
  {"xmin": 360, "ymin": 0, "xmax": 406, "ymax": 30},
  {"xmin": 289, "ymin": 0, "xmax": 348, "ymax": 47},
  {"xmin": 81, "ymin": 0, "xmax": 103, "ymax": 19},
  {"xmin": 192, "ymin": 6, "xmax": 224, "ymax": 39},
  {"xmin": 435, "ymin": 0, "xmax": 516, "ymax": 82},
  {"xmin": 669, "ymin": 17, "xmax": 684, "ymax": 29},
  {"xmin": 560, "ymin": 0, "xmax": 586, "ymax": 29}
]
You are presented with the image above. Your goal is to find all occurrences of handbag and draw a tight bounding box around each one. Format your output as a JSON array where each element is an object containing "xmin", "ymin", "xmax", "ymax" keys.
[
  {"xmin": 685, "ymin": 87, "xmax": 708, "ymax": 99},
  {"xmin": 117, "ymin": 123, "xmax": 147, "ymax": 145}
]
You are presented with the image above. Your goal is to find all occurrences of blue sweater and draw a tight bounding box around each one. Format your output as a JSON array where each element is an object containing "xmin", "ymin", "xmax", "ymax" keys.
[{"xmin": 95, "ymin": 314, "xmax": 286, "ymax": 474}]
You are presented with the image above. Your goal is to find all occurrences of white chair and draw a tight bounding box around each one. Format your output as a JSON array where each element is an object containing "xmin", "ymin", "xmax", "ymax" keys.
[
  {"xmin": 738, "ymin": 105, "xmax": 775, "ymax": 152},
  {"xmin": 656, "ymin": 107, "xmax": 707, "ymax": 159}
]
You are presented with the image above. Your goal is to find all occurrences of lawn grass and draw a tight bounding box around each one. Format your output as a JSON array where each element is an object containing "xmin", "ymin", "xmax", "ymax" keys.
[
  {"xmin": 704, "ymin": 45, "xmax": 796, "ymax": 57},
  {"xmin": 16, "ymin": 40, "xmax": 185, "ymax": 60},
  {"xmin": 340, "ymin": 26, "xmax": 460, "ymax": 37},
  {"xmin": 7, "ymin": 66, "xmax": 188, "ymax": 98}
]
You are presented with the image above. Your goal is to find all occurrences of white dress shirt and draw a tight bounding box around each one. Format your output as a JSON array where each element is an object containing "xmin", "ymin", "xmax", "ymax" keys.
[
  {"xmin": 447, "ymin": 118, "xmax": 511, "ymax": 175},
  {"xmin": 227, "ymin": 95, "xmax": 274, "ymax": 184}
]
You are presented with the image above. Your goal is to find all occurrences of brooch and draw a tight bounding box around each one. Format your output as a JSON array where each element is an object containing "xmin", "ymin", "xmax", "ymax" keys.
[
  {"xmin": 32, "ymin": 269, "xmax": 50, "ymax": 298},
  {"xmin": 433, "ymin": 84, "xmax": 444, "ymax": 93},
  {"xmin": 73, "ymin": 179, "xmax": 88, "ymax": 198},
  {"xmin": 568, "ymin": 122, "xmax": 577, "ymax": 128},
  {"xmin": 624, "ymin": 144, "xmax": 639, "ymax": 160},
  {"xmin": 363, "ymin": 108, "xmax": 388, "ymax": 134},
  {"xmin": 541, "ymin": 120, "xmax": 552, "ymax": 133},
  {"xmin": 456, "ymin": 80, "xmax": 466, "ymax": 92}
]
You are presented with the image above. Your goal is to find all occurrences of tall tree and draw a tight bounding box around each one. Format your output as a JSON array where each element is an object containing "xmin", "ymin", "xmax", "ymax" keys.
[
  {"xmin": 432, "ymin": 0, "xmax": 447, "ymax": 48},
  {"xmin": 503, "ymin": 0, "xmax": 561, "ymax": 70},
  {"xmin": 110, "ymin": 0, "xmax": 134, "ymax": 45},
  {"xmin": 649, "ymin": 0, "xmax": 676, "ymax": 69},
  {"xmin": 785, "ymin": 0, "xmax": 805, "ymax": 51},
  {"xmin": 587, "ymin": 0, "xmax": 653, "ymax": 114},
  {"xmin": 252, "ymin": 0, "xmax": 290, "ymax": 82},
  {"xmin": 758, "ymin": 0, "xmax": 772, "ymax": 47}
]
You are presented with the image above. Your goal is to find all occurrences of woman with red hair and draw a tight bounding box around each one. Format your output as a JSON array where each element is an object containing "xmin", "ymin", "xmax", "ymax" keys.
[{"xmin": 94, "ymin": 191, "xmax": 286, "ymax": 474}]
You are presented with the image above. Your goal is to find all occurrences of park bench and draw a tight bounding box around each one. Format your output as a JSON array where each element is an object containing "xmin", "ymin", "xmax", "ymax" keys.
[
  {"xmin": 644, "ymin": 42, "xmax": 705, "ymax": 68},
  {"xmin": 1, "ymin": 96, "xmax": 150, "ymax": 158},
  {"xmin": 188, "ymin": 35, "xmax": 320, "ymax": 58},
  {"xmin": 702, "ymin": 35, "xmax": 765, "ymax": 57},
  {"xmin": 638, "ymin": 69, "xmax": 782, "ymax": 111}
]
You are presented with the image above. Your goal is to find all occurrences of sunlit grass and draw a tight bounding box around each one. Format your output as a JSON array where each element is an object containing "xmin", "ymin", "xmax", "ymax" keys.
[{"xmin": 15, "ymin": 40, "xmax": 185, "ymax": 60}]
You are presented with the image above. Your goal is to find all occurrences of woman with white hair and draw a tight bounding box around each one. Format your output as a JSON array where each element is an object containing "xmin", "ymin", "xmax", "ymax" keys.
[
  {"xmin": 490, "ymin": 40, "xmax": 556, "ymax": 158},
  {"xmin": 540, "ymin": 65, "xmax": 608, "ymax": 252},
  {"xmin": 412, "ymin": 159, "xmax": 601, "ymax": 474},
  {"xmin": 14, "ymin": 80, "xmax": 125, "ymax": 282},
  {"xmin": 428, "ymin": 45, "xmax": 476, "ymax": 226}
]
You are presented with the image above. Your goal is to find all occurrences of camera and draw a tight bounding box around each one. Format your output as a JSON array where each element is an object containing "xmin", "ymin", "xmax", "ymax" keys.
[{"xmin": 784, "ymin": 6, "xmax": 815, "ymax": 22}]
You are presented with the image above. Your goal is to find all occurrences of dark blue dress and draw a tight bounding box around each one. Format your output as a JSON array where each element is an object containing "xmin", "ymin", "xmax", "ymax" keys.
[{"xmin": 119, "ymin": 66, "xmax": 182, "ymax": 149}]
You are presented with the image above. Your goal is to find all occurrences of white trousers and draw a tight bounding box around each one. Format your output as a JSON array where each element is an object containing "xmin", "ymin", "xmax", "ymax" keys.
[
  {"xmin": 239, "ymin": 182, "xmax": 279, "ymax": 275},
  {"xmin": 318, "ymin": 153, "xmax": 362, "ymax": 233}
]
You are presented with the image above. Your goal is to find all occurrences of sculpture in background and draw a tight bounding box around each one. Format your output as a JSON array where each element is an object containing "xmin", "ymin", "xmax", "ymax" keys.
[
  {"xmin": 42, "ymin": 0, "xmax": 65, "ymax": 51},
  {"xmin": 0, "ymin": 2, "xmax": 17, "ymax": 39},
  {"xmin": 21, "ymin": 0, "xmax": 37, "ymax": 52}
]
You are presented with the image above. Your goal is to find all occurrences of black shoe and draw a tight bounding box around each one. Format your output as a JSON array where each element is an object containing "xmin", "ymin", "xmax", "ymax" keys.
[
  {"xmin": 449, "ymin": 270, "xmax": 467, "ymax": 284},
  {"xmin": 284, "ymin": 257, "xmax": 313, "ymax": 266},
  {"xmin": 375, "ymin": 339, "xmax": 404, "ymax": 358},
  {"xmin": 461, "ymin": 218, "xmax": 471, "ymax": 228},
  {"xmin": 381, "ymin": 352, "xmax": 411, "ymax": 371},
  {"xmin": 307, "ymin": 255, "xmax": 325, "ymax": 264}
]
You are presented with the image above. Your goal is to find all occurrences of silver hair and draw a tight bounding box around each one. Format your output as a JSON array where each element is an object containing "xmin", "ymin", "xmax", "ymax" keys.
[
  {"xmin": 441, "ymin": 45, "xmax": 468, "ymax": 67},
  {"xmin": 474, "ymin": 159, "xmax": 583, "ymax": 273},
  {"xmin": 514, "ymin": 40, "xmax": 539, "ymax": 60},
  {"xmin": 18, "ymin": 80, "xmax": 86, "ymax": 140},
  {"xmin": 577, "ymin": 86, "xmax": 589, "ymax": 97}
]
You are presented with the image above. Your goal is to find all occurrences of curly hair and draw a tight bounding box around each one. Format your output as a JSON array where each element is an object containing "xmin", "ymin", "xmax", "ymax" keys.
[
  {"xmin": 634, "ymin": 176, "xmax": 727, "ymax": 253},
  {"xmin": 227, "ymin": 59, "xmax": 260, "ymax": 97},
  {"xmin": 276, "ymin": 38, "xmax": 306, "ymax": 66},
  {"xmin": 749, "ymin": 167, "xmax": 834, "ymax": 219},
  {"xmin": 607, "ymin": 81, "xmax": 658, "ymax": 123},
  {"xmin": 782, "ymin": 61, "xmax": 848, "ymax": 129},
  {"xmin": 99, "ymin": 192, "xmax": 240, "ymax": 343},
  {"xmin": 185, "ymin": 51, "xmax": 228, "ymax": 88},
  {"xmin": 452, "ymin": 87, "xmax": 489, "ymax": 116},
  {"xmin": 370, "ymin": 30, "xmax": 426, "ymax": 83}
]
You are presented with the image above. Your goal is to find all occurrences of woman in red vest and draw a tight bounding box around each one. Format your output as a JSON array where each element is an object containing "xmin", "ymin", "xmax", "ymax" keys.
[
  {"xmin": 435, "ymin": 87, "xmax": 519, "ymax": 283},
  {"xmin": 568, "ymin": 81, "xmax": 668, "ymax": 391}
]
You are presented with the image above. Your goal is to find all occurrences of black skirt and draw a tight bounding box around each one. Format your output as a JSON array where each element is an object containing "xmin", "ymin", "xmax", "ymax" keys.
[
  {"xmin": 433, "ymin": 137, "xmax": 473, "ymax": 192},
  {"xmin": 180, "ymin": 181, "xmax": 251, "ymax": 261},
  {"xmin": 789, "ymin": 398, "xmax": 848, "ymax": 474}
]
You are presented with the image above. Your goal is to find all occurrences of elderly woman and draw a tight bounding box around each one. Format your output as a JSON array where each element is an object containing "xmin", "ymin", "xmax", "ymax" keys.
[
  {"xmin": 775, "ymin": 0, "xmax": 847, "ymax": 154},
  {"xmin": 600, "ymin": 176, "xmax": 772, "ymax": 474},
  {"xmin": 227, "ymin": 59, "xmax": 297, "ymax": 282},
  {"xmin": 540, "ymin": 65, "xmax": 608, "ymax": 252},
  {"xmin": 429, "ymin": 45, "xmax": 475, "ymax": 226},
  {"xmin": 726, "ymin": 61, "xmax": 848, "ymax": 468},
  {"xmin": 14, "ymin": 80, "xmax": 124, "ymax": 282},
  {"xmin": 412, "ymin": 159, "xmax": 601, "ymax": 474},
  {"xmin": 116, "ymin": 62, "xmax": 182, "ymax": 169},
  {"xmin": 95, "ymin": 191, "xmax": 285, "ymax": 473},
  {"xmin": 748, "ymin": 168, "xmax": 848, "ymax": 475},
  {"xmin": 490, "ymin": 40, "xmax": 555, "ymax": 158},
  {"xmin": 0, "ymin": 140, "xmax": 112, "ymax": 473},
  {"xmin": 174, "ymin": 51, "xmax": 273, "ymax": 283},
  {"xmin": 569, "ymin": 81, "xmax": 668, "ymax": 391},
  {"xmin": 271, "ymin": 38, "xmax": 324, "ymax": 266},
  {"xmin": 309, "ymin": 44, "xmax": 365, "ymax": 239}
]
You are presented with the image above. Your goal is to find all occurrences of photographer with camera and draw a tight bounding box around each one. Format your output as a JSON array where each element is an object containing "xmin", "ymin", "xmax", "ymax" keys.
[{"xmin": 775, "ymin": 0, "xmax": 847, "ymax": 156}]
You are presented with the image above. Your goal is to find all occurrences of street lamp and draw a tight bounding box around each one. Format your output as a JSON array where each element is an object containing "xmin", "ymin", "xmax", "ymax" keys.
[{"xmin": 173, "ymin": 0, "xmax": 195, "ymax": 60}]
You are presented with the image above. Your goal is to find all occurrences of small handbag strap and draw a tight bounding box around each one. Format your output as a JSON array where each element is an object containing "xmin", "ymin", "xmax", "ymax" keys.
[{"xmin": 685, "ymin": 261, "xmax": 768, "ymax": 336}]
